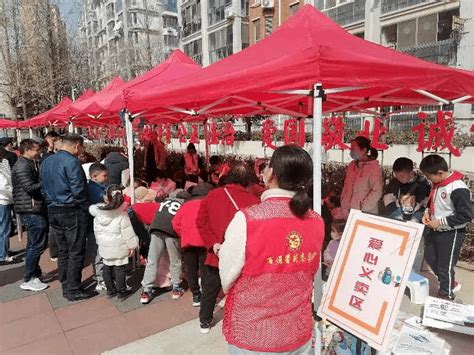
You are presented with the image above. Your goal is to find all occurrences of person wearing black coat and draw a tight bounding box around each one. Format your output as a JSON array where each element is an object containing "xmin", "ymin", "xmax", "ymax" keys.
[
  {"xmin": 104, "ymin": 151, "xmax": 129, "ymax": 185},
  {"xmin": 11, "ymin": 139, "xmax": 49, "ymax": 292}
]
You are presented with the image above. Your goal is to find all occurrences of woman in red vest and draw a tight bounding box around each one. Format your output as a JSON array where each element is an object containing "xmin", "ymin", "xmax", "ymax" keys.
[{"xmin": 219, "ymin": 145, "xmax": 325, "ymax": 354}]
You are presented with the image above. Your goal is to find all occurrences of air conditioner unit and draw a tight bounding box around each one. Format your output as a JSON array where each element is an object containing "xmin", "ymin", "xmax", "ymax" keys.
[
  {"xmin": 225, "ymin": 7, "xmax": 235, "ymax": 19},
  {"xmin": 261, "ymin": 0, "xmax": 274, "ymax": 9}
]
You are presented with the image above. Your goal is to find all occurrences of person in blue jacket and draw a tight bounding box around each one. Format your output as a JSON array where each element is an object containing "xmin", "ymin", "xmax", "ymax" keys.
[{"xmin": 40, "ymin": 134, "xmax": 95, "ymax": 302}]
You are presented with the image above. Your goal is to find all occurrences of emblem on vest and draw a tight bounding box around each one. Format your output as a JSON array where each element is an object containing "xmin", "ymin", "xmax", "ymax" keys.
[
  {"xmin": 287, "ymin": 231, "xmax": 302, "ymax": 251},
  {"xmin": 441, "ymin": 191, "xmax": 447, "ymax": 199}
]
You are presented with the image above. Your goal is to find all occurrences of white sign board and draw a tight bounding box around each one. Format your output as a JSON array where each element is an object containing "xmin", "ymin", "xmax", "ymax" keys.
[{"xmin": 318, "ymin": 210, "xmax": 425, "ymax": 351}]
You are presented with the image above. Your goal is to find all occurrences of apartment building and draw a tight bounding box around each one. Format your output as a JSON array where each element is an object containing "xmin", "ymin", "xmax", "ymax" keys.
[
  {"xmin": 308, "ymin": 0, "xmax": 474, "ymax": 133},
  {"xmin": 80, "ymin": 0, "xmax": 180, "ymax": 89},
  {"xmin": 179, "ymin": 0, "xmax": 250, "ymax": 66},
  {"xmin": 248, "ymin": 0, "xmax": 304, "ymax": 45}
]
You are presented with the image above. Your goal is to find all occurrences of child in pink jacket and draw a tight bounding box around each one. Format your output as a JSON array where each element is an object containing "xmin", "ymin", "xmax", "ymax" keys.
[{"xmin": 341, "ymin": 136, "xmax": 383, "ymax": 217}]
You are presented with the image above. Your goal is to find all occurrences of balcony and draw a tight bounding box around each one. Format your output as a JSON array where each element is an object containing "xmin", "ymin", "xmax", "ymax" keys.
[
  {"xmin": 399, "ymin": 38, "xmax": 457, "ymax": 66},
  {"xmin": 191, "ymin": 54, "xmax": 203, "ymax": 65},
  {"xmin": 381, "ymin": 0, "xmax": 435, "ymax": 14},
  {"xmin": 182, "ymin": 18, "xmax": 202, "ymax": 38},
  {"xmin": 323, "ymin": 0, "xmax": 365, "ymax": 27}
]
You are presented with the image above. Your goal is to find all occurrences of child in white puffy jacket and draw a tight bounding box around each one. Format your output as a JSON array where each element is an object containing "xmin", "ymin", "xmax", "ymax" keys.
[{"xmin": 89, "ymin": 185, "xmax": 138, "ymax": 301}]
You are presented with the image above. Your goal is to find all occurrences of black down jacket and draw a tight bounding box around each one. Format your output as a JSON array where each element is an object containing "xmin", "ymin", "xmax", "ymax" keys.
[
  {"xmin": 11, "ymin": 156, "xmax": 46, "ymax": 214},
  {"xmin": 104, "ymin": 152, "xmax": 129, "ymax": 185}
]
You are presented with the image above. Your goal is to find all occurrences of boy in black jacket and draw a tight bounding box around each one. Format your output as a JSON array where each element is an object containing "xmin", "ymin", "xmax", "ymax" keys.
[
  {"xmin": 383, "ymin": 157, "xmax": 431, "ymax": 222},
  {"xmin": 420, "ymin": 155, "xmax": 472, "ymax": 300}
]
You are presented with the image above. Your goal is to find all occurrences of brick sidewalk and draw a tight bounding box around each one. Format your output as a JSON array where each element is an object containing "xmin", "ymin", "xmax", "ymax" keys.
[{"xmin": 0, "ymin": 236, "xmax": 199, "ymax": 354}]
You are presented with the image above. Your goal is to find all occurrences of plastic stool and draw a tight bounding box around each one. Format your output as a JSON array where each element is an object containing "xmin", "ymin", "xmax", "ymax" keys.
[{"xmin": 406, "ymin": 272, "xmax": 429, "ymax": 304}]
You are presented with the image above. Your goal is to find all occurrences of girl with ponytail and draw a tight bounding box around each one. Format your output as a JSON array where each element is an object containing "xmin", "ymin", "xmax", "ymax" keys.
[
  {"xmin": 218, "ymin": 145, "xmax": 325, "ymax": 353},
  {"xmin": 341, "ymin": 136, "xmax": 383, "ymax": 217}
]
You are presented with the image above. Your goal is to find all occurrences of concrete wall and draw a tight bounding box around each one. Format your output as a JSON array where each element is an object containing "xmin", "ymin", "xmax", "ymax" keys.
[{"xmin": 169, "ymin": 138, "xmax": 474, "ymax": 173}]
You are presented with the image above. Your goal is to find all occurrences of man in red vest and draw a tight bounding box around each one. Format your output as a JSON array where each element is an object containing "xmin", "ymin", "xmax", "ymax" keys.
[
  {"xmin": 219, "ymin": 146, "xmax": 325, "ymax": 353},
  {"xmin": 196, "ymin": 163, "xmax": 259, "ymax": 333}
]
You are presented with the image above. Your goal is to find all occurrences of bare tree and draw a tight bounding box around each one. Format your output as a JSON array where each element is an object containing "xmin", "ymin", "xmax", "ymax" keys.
[{"xmin": 0, "ymin": 0, "xmax": 73, "ymax": 119}]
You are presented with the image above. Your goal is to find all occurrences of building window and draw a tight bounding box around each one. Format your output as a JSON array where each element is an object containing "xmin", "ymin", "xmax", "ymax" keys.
[
  {"xmin": 163, "ymin": 16, "xmax": 178, "ymax": 29},
  {"xmin": 264, "ymin": 16, "xmax": 273, "ymax": 37},
  {"xmin": 209, "ymin": 0, "xmax": 232, "ymax": 26},
  {"xmin": 116, "ymin": 0, "xmax": 123, "ymax": 13},
  {"xmin": 182, "ymin": 1, "xmax": 202, "ymax": 38},
  {"xmin": 133, "ymin": 12, "xmax": 138, "ymax": 25},
  {"xmin": 242, "ymin": 23, "xmax": 249, "ymax": 49},
  {"xmin": 471, "ymin": 104, "xmax": 474, "ymax": 115},
  {"xmin": 253, "ymin": 18, "xmax": 260, "ymax": 43},
  {"xmin": 209, "ymin": 25, "xmax": 233, "ymax": 63},
  {"xmin": 289, "ymin": 3, "xmax": 299, "ymax": 16},
  {"xmin": 184, "ymin": 39, "xmax": 203, "ymax": 65},
  {"xmin": 164, "ymin": 35, "xmax": 178, "ymax": 47}
]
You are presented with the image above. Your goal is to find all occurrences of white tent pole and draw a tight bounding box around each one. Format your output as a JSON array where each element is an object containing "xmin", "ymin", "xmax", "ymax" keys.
[
  {"xmin": 68, "ymin": 121, "xmax": 74, "ymax": 134},
  {"xmin": 29, "ymin": 128, "xmax": 33, "ymax": 138},
  {"xmin": 125, "ymin": 111, "xmax": 135, "ymax": 204},
  {"xmin": 313, "ymin": 83, "xmax": 323, "ymax": 214},
  {"xmin": 414, "ymin": 89, "xmax": 450, "ymax": 104},
  {"xmin": 313, "ymin": 83, "xmax": 324, "ymax": 355}
]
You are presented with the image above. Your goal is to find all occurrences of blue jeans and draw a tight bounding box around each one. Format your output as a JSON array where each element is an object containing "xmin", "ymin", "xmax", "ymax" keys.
[
  {"xmin": 390, "ymin": 208, "xmax": 423, "ymax": 223},
  {"xmin": 0, "ymin": 204, "xmax": 12, "ymax": 260},
  {"xmin": 21, "ymin": 213, "xmax": 48, "ymax": 281}
]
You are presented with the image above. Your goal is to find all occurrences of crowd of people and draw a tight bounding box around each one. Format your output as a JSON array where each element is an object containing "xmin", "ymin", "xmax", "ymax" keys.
[{"xmin": 0, "ymin": 131, "xmax": 471, "ymax": 354}]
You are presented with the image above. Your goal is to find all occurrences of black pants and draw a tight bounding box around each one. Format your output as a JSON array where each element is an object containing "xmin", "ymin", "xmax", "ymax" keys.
[
  {"xmin": 49, "ymin": 210, "xmax": 88, "ymax": 296},
  {"xmin": 199, "ymin": 265, "xmax": 222, "ymax": 324},
  {"xmin": 48, "ymin": 228, "xmax": 58, "ymax": 258},
  {"xmin": 102, "ymin": 264, "xmax": 127, "ymax": 294},
  {"xmin": 183, "ymin": 247, "xmax": 206, "ymax": 296},
  {"xmin": 424, "ymin": 229, "xmax": 465, "ymax": 298}
]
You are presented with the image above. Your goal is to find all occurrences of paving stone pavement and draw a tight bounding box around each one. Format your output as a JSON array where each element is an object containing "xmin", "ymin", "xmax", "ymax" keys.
[
  {"xmin": 0, "ymin": 236, "xmax": 200, "ymax": 354},
  {"xmin": 2, "ymin": 235, "xmax": 473, "ymax": 354}
]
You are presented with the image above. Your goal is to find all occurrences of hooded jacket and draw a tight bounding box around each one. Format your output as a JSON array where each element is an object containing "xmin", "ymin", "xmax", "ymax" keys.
[
  {"xmin": 89, "ymin": 204, "xmax": 138, "ymax": 265},
  {"xmin": 341, "ymin": 159, "xmax": 383, "ymax": 216},
  {"xmin": 428, "ymin": 171, "xmax": 472, "ymax": 231},
  {"xmin": 11, "ymin": 156, "xmax": 46, "ymax": 214},
  {"xmin": 104, "ymin": 152, "xmax": 129, "ymax": 185}
]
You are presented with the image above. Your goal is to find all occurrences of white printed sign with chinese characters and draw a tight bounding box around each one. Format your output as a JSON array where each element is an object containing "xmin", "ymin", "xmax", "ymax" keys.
[{"xmin": 318, "ymin": 210, "xmax": 425, "ymax": 351}]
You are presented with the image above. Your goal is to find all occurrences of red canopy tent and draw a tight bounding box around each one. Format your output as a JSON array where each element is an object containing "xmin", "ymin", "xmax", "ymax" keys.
[
  {"xmin": 0, "ymin": 119, "xmax": 18, "ymax": 129},
  {"xmin": 69, "ymin": 76, "xmax": 125, "ymax": 121},
  {"xmin": 71, "ymin": 50, "xmax": 201, "ymax": 128},
  {"xmin": 99, "ymin": 50, "xmax": 200, "ymax": 117},
  {"xmin": 123, "ymin": 5, "xmax": 474, "ymax": 119},
  {"xmin": 121, "ymin": 4, "xmax": 474, "ymax": 229},
  {"xmin": 19, "ymin": 97, "xmax": 73, "ymax": 129}
]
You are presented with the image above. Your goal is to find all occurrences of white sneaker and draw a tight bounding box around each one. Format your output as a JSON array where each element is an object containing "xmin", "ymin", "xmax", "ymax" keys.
[
  {"xmin": 95, "ymin": 281, "xmax": 107, "ymax": 291},
  {"xmin": 20, "ymin": 278, "xmax": 49, "ymax": 292},
  {"xmin": 453, "ymin": 281, "xmax": 462, "ymax": 293},
  {"xmin": 1, "ymin": 256, "xmax": 14, "ymax": 263}
]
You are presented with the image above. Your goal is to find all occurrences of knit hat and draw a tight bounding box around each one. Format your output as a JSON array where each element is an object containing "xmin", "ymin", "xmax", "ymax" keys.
[{"xmin": 135, "ymin": 187, "xmax": 157, "ymax": 203}]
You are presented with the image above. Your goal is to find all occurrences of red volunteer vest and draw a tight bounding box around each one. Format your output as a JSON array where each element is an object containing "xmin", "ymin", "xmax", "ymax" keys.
[
  {"xmin": 184, "ymin": 152, "xmax": 199, "ymax": 175},
  {"xmin": 223, "ymin": 197, "xmax": 324, "ymax": 352}
]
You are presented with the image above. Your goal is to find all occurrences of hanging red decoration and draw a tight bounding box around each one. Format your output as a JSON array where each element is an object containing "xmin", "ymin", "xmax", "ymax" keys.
[
  {"xmin": 261, "ymin": 118, "xmax": 277, "ymax": 150},
  {"xmin": 322, "ymin": 116, "xmax": 349, "ymax": 151},
  {"xmin": 189, "ymin": 124, "xmax": 200, "ymax": 144},
  {"xmin": 209, "ymin": 122, "xmax": 220, "ymax": 145},
  {"xmin": 412, "ymin": 110, "xmax": 460, "ymax": 157},
  {"xmin": 177, "ymin": 123, "xmax": 188, "ymax": 143},
  {"xmin": 222, "ymin": 122, "xmax": 235, "ymax": 146}
]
